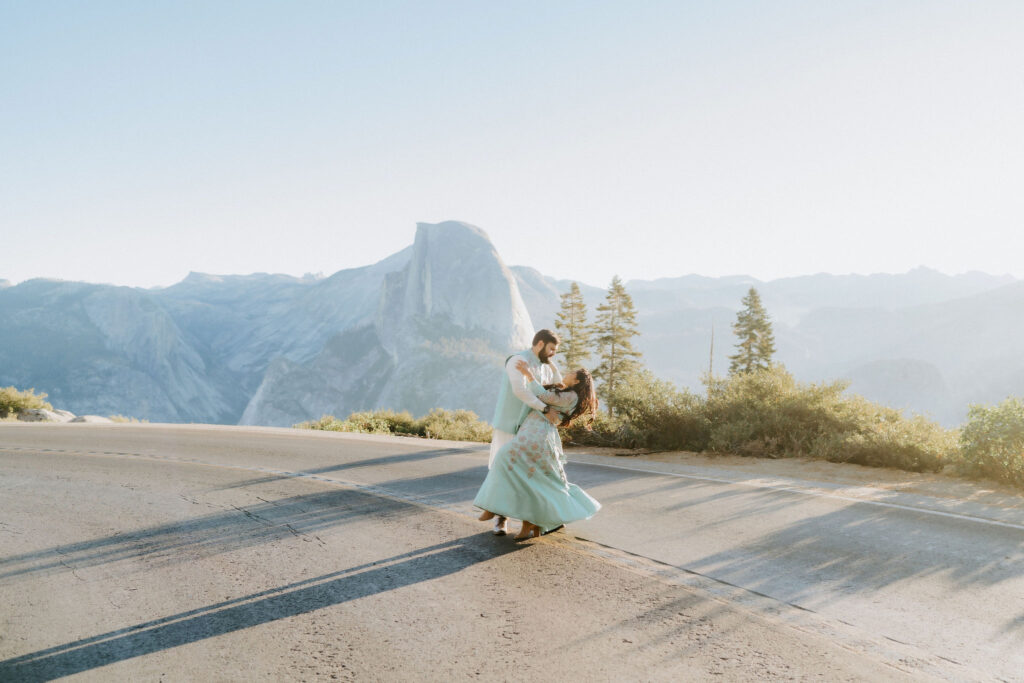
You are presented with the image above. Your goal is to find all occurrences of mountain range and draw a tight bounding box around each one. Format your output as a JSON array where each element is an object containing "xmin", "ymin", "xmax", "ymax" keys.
[{"xmin": 1, "ymin": 220, "xmax": 1020, "ymax": 427}]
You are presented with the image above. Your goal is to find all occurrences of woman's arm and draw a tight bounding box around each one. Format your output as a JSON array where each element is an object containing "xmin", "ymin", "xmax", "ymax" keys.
[
  {"xmin": 538, "ymin": 389, "xmax": 577, "ymax": 410},
  {"xmin": 514, "ymin": 359, "xmax": 564, "ymax": 425},
  {"xmin": 508, "ymin": 358, "xmax": 546, "ymax": 409}
]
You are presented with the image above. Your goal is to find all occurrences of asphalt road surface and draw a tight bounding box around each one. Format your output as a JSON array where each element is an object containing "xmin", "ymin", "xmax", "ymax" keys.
[{"xmin": 1, "ymin": 423, "xmax": 1022, "ymax": 681}]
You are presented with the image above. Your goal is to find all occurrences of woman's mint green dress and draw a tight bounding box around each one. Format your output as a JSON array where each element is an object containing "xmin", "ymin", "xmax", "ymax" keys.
[{"xmin": 474, "ymin": 389, "xmax": 601, "ymax": 533}]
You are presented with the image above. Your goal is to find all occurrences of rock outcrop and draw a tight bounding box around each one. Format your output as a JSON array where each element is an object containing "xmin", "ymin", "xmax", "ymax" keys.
[
  {"xmin": 17, "ymin": 409, "xmax": 72, "ymax": 423},
  {"xmin": 0, "ymin": 280, "xmax": 234, "ymax": 422},
  {"xmin": 240, "ymin": 221, "xmax": 535, "ymax": 425},
  {"xmin": 0, "ymin": 247, "xmax": 412, "ymax": 425}
]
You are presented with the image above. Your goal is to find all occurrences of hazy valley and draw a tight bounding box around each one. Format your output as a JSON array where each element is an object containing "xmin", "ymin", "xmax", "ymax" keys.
[{"xmin": 2, "ymin": 221, "xmax": 1020, "ymax": 427}]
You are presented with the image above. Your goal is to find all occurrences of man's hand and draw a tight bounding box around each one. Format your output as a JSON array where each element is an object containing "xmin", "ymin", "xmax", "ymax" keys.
[{"xmin": 544, "ymin": 409, "xmax": 561, "ymax": 425}]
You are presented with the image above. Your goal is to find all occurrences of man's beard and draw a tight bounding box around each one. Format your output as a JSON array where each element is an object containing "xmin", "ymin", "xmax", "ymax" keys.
[{"xmin": 538, "ymin": 349, "xmax": 553, "ymax": 363}]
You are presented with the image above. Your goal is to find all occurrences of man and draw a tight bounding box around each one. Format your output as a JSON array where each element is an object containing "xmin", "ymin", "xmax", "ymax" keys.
[{"xmin": 487, "ymin": 329, "xmax": 563, "ymax": 535}]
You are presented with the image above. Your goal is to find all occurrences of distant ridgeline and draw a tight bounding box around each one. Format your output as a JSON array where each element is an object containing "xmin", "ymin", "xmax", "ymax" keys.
[{"xmin": 1, "ymin": 220, "xmax": 1021, "ymax": 427}]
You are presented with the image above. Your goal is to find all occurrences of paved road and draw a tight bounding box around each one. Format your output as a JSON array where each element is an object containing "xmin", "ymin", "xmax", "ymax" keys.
[{"xmin": 1, "ymin": 423, "xmax": 1022, "ymax": 681}]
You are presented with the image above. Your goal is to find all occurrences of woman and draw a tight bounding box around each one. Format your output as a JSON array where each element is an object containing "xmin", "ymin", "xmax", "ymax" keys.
[{"xmin": 474, "ymin": 365, "xmax": 601, "ymax": 540}]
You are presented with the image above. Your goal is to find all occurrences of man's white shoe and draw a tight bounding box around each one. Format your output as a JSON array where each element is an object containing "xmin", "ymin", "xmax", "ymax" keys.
[{"xmin": 493, "ymin": 516, "xmax": 508, "ymax": 536}]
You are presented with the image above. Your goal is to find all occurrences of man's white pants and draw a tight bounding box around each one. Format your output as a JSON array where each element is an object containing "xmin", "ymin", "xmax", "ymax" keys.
[{"xmin": 488, "ymin": 429, "xmax": 514, "ymax": 469}]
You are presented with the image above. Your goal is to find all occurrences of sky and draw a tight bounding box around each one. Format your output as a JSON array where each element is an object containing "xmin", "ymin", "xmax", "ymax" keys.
[{"xmin": 2, "ymin": 1, "xmax": 1023, "ymax": 289}]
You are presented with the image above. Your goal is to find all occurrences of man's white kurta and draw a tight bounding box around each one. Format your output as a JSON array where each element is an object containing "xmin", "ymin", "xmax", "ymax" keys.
[{"xmin": 488, "ymin": 354, "xmax": 562, "ymax": 468}]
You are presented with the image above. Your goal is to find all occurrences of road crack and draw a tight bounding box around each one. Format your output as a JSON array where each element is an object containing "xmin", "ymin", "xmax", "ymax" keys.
[{"xmin": 55, "ymin": 550, "xmax": 86, "ymax": 582}]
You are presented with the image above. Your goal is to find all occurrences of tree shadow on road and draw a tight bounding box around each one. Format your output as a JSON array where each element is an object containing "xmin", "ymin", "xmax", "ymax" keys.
[
  {"xmin": 211, "ymin": 446, "xmax": 477, "ymax": 491},
  {"xmin": 565, "ymin": 464, "xmax": 1024, "ymax": 640},
  {"xmin": 0, "ymin": 530, "xmax": 522, "ymax": 681},
  {"xmin": 685, "ymin": 496, "xmax": 1024, "ymax": 591},
  {"xmin": 680, "ymin": 500, "xmax": 1024, "ymax": 643},
  {"xmin": 0, "ymin": 485, "xmax": 450, "ymax": 582}
]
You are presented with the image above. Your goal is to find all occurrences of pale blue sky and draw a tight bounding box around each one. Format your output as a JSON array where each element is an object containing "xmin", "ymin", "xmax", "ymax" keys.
[{"xmin": 2, "ymin": 1, "xmax": 1022, "ymax": 288}]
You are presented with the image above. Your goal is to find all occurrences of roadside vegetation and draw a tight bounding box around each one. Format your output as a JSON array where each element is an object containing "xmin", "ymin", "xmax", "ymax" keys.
[
  {"xmin": 296, "ymin": 408, "xmax": 492, "ymax": 442},
  {"xmin": 565, "ymin": 366, "xmax": 954, "ymax": 474},
  {"xmin": 0, "ymin": 386, "xmax": 52, "ymax": 419},
  {"xmin": 1, "ymin": 386, "xmax": 148, "ymax": 423},
  {"xmin": 108, "ymin": 415, "xmax": 150, "ymax": 423},
  {"xmin": 300, "ymin": 279, "xmax": 1024, "ymax": 490},
  {"xmin": 297, "ymin": 369, "xmax": 1008, "ymax": 482},
  {"xmin": 955, "ymin": 398, "xmax": 1024, "ymax": 486}
]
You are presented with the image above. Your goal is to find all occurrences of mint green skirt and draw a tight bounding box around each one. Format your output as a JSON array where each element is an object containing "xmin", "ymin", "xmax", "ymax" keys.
[{"xmin": 474, "ymin": 412, "xmax": 601, "ymax": 533}]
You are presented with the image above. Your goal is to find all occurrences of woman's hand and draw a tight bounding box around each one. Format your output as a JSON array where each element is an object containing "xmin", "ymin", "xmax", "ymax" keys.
[{"xmin": 515, "ymin": 359, "xmax": 536, "ymax": 381}]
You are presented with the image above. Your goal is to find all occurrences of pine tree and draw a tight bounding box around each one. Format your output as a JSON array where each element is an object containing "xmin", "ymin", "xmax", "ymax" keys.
[
  {"xmin": 728, "ymin": 287, "xmax": 776, "ymax": 375},
  {"xmin": 594, "ymin": 275, "xmax": 643, "ymax": 414},
  {"xmin": 554, "ymin": 282, "xmax": 593, "ymax": 372}
]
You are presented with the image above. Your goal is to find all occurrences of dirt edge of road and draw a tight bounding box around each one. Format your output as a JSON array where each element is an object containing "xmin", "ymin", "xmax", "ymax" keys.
[{"xmin": 570, "ymin": 445, "xmax": 1024, "ymax": 511}]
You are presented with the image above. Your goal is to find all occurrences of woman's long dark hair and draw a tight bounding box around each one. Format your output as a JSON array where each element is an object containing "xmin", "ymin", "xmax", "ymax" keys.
[{"xmin": 544, "ymin": 368, "xmax": 598, "ymax": 428}]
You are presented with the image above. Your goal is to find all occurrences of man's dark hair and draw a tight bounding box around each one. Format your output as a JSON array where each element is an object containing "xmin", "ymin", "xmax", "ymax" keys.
[{"xmin": 532, "ymin": 329, "xmax": 560, "ymax": 346}]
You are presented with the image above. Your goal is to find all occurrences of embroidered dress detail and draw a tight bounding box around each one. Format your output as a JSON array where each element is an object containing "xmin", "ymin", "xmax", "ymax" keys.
[{"xmin": 474, "ymin": 389, "xmax": 601, "ymax": 533}]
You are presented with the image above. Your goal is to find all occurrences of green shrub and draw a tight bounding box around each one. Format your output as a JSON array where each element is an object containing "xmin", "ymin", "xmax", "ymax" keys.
[
  {"xmin": 295, "ymin": 412, "xmax": 399, "ymax": 435},
  {"xmin": 295, "ymin": 415, "xmax": 348, "ymax": 431},
  {"xmin": 705, "ymin": 367, "xmax": 850, "ymax": 457},
  {"xmin": 563, "ymin": 411, "xmax": 632, "ymax": 448},
  {"xmin": 109, "ymin": 415, "xmax": 150, "ymax": 424},
  {"xmin": 416, "ymin": 408, "xmax": 492, "ymax": 442},
  {"xmin": 0, "ymin": 386, "xmax": 52, "ymax": 418},
  {"xmin": 295, "ymin": 408, "xmax": 492, "ymax": 443},
  {"xmin": 811, "ymin": 406, "xmax": 953, "ymax": 473},
  {"xmin": 609, "ymin": 369, "xmax": 710, "ymax": 451},
  {"xmin": 957, "ymin": 398, "xmax": 1024, "ymax": 486},
  {"xmin": 342, "ymin": 411, "xmax": 397, "ymax": 435},
  {"xmin": 703, "ymin": 366, "xmax": 949, "ymax": 472},
  {"xmin": 373, "ymin": 409, "xmax": 419, "ymax": 435}
]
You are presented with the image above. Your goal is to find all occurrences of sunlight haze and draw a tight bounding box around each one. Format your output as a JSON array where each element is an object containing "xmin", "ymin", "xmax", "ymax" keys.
[{"xmin": 2, "ymin": 1, "xmax": 1022, "ymax": 288}]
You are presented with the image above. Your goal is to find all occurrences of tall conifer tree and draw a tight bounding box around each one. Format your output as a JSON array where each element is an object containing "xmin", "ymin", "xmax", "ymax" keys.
[
  {"xmin": 594, "ymin": 275, "xmax": 643, "ymax": 414},
  {"xmin": 555, "ymin": 282, "xmax": 593, "ymax": 371},
  {"xmin": 728, "ymin": 287, "xmax": 776, "ymax": 375}
]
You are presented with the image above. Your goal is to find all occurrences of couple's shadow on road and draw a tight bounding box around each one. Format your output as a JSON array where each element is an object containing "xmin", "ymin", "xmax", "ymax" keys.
[{"xmin": 1, "ymin": 491, "xmax": 523, "ymax": 682}]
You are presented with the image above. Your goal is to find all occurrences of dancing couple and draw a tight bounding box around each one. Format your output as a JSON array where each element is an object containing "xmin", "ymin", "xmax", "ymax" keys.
[{"xmin": 474, "ymin": 329, "xmax": 601, "ymax": 540}]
